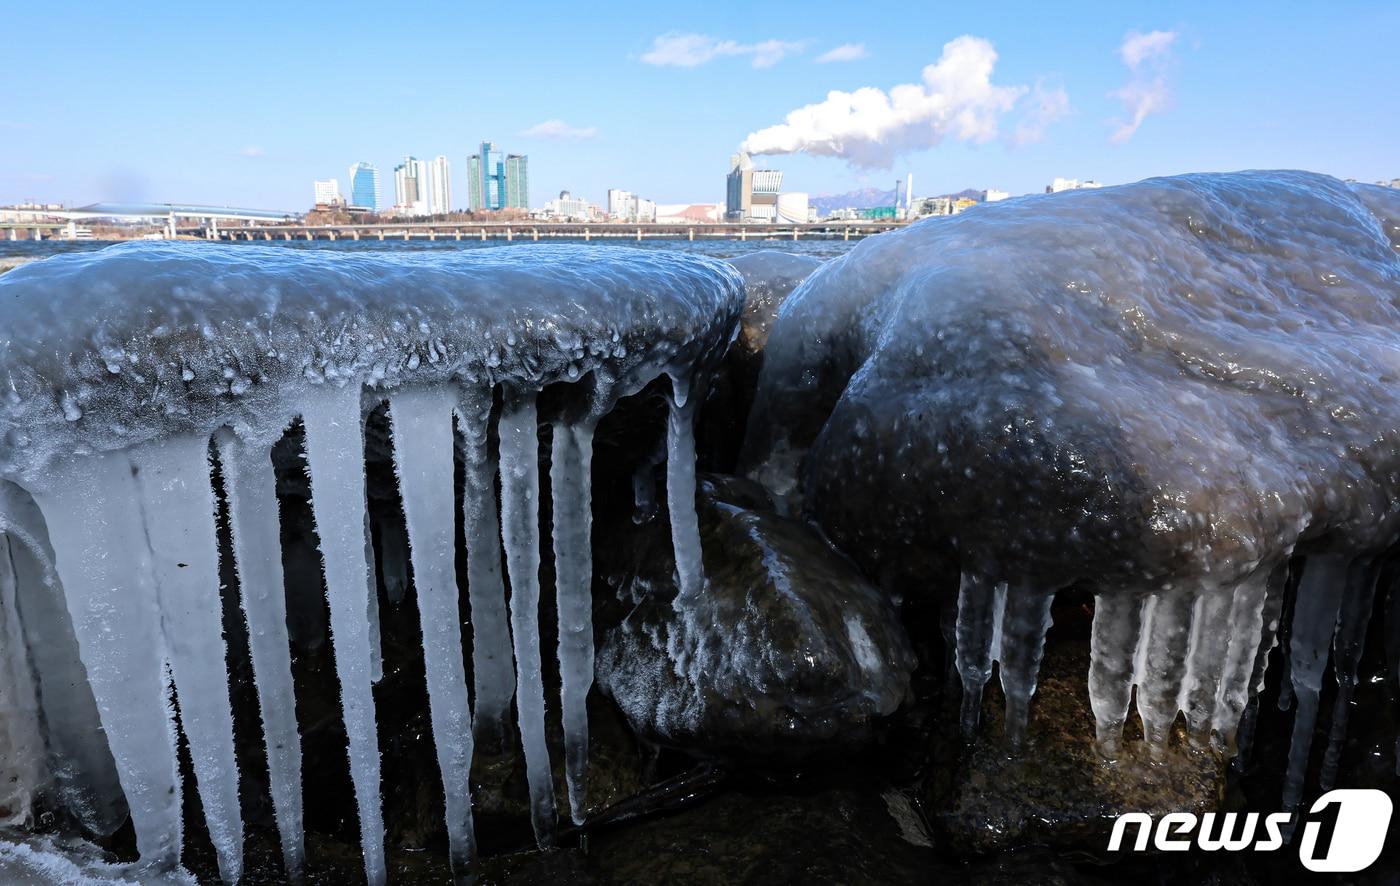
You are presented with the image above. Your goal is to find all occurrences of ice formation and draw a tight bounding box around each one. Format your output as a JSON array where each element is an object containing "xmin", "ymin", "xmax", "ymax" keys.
[
  {"xmin": 743, "ymin": 172, "xmax": 1400, "ymax": 800},
  {"xmin": 0, "ymin": 243, "xmax": 743, "ymax": 882}
]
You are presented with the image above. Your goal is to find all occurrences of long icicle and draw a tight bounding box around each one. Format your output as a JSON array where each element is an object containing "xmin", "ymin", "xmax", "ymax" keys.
[
  {"xmin": 389, "ymin": 389, "xmax": 478, "ymax": 878},
  {"xmin": 1235, "ymin": 561, "xmax": 1289, "ymax": 766},
  {"xmin": 301, "ymin": 384, "xmax": 386, "ymax": 886},
  {"xmin": 1135, "ymin": 590, "xmax": 1194, "ymax": 757},
  {"xmin": 457, "ymin": 386, "xmax": 516, "ymax": 750},
  {"xmin": 0, "ymin": 483, "xmax": 128, "ymax": 837},
  {"xmin": 996, "ymin": 584, "xmax": 1054, "ymax": 750},
  {"xmin": 665, "ymin": 379, "xmax": 703, "ymax": 605},
  {"xmin": 1088, "ymin": 593, "xmax": 1145, "ymax": 758},
  {"xmin": 216, "ymin": 430, "xmax": 305, "ymax": 880},
  {"xmin": 551, "ymin": 418, "xmax": 597, "ymax": 825},
  {"xmin": 34, "ymin": 452, "xmax": 183, "ymax": 872},
  {"xmin": 497, "ymin": 390, "xmax": 557, "ymax": 847},
  {"xmin": 954, "ymin": 571, "xmax": 997, "ymax": 739},
  {"xmin": 1281, "ymin": 553, "xmax": 1348, "ymax": 811},
  {"xmin": 1179, "ymin": 587, "xmax": 1233, "ymax": 745},
  {"xmin": 1210, "ymin": 567, "xmax": 1270, "ymax": 755},
  {"xmin": 129, "ymin": 437, "xmax": 244, "ymax": 884}
]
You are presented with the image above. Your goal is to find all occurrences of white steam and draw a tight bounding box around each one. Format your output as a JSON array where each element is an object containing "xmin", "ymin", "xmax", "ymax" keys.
[
  {"xmin": 738, "ymin": 36, "xmax": 1029, "ymax": 169},
  {"xmin": 1109, "ymin": 30, "xmax": 1177, "ymax": 144}
]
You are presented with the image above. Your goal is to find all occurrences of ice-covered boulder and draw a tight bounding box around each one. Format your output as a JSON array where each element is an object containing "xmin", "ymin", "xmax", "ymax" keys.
[
  {"xmin": 723, "ymin": 251, "xmax": 825, "ymax": 357},
  {"xmin": 597, "ymin": 475, "xmax": 915, "ymax": 756},
  {"xmin": 0, "ymin": 243, "xmax": 744, "ymax": 883},
  {"xmin": 742, "ymin": 172, "xmax": 1400, "ymax": 801}
]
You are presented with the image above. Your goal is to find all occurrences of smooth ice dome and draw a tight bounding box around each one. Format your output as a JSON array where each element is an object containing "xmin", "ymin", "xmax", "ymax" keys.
[
  {"xmin": 0, "ymin": 242, "xmax": 744, "ymax": 482},
  {"xmin": 742, "ymin": 170, "xmax": 1400, "ymax": 789},
  {"xmin": 745, "ymin": 171, "xmax": 1400, "ymax": 592}
]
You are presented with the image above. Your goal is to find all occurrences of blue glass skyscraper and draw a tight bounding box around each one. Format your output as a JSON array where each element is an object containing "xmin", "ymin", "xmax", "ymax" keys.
[{"xmin": 348, "ymin": 162, "xmax": 379, "ymax": 211}]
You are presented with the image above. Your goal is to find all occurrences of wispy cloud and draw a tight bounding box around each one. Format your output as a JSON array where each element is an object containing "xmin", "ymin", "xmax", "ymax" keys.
[
  {"xmin": 640, "ymin": 32, "xmax": 804, "ymax": 69},
  {"xmin": 520, "ymin": 119, "xmax": 599, "ymax": 140},
  {"xmin": 815, "ymin": 43, "xmax": 867, "ymax": 64},
  {"xmin": 1108, "ymin": 29, "xmax": 1177, "ymax": 143},
  {"xmin": 1012, "ymin": 80, "xmax": 1072, "ymax": 146},
  {"xmin": 238, "ymin": 145, "xmax": 266, "ymax": 158},
  {"xmin": 740, "ymin": 36, "xmax": 1028, "ymax": 168}
]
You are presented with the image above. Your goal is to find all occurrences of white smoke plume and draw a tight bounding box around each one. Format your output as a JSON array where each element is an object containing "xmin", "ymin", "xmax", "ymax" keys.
[
  {"xmin": 1109, "ymin": 30, "xmax": 1177, "ymax": 143},
  {"xmin": 739, "ymin": 36, "xmax": 1029, "ymax": 169}
]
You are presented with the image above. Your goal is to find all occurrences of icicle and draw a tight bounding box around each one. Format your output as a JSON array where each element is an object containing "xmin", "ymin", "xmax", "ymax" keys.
[
  {"xmin": 0, "ymin": 532, "xmax": 46, "ymax": 826},
  {"xmin": 301, "ymin": 384, "xmax": 386, "ymax": 886},
  {"xmin": 128, "ymin": 437, "xmax": 243, "ymax": 884},
  {"xmin": 1319, "ymin": 557, "xmax": 1379, "ymax": 790},
  {"xmin": 1180, "ymin": 588, "xmax": 1232, "ymax": 745},
  {"xmin": 456, "ymin": 387, "xmax": 516, "ymax": 749},
  {"xmin": 1209, "ymin": 567, "xmax": 1270, "ymax": 754},
  {"xmin": 1234, "ymin": 562, "xmax": 1288, "ymax": 767},
  {"xmin": 665, "ymin": 381, "xmax": 703, "ymax": 604},
  {"xmin": 995, "ymin": 584, "xmax": 1054, "ymax": 749},
  {"xmin": 216, "ymin": 431, "xmax": 305, "ymax": 880},
  {"xmin": 953, "ymin": 571, "xmax": 997, "ymax": 738},
  {"xmin": 362, "ymin": 509, "xmax": 383, "ymax": 684},
  {"xmin": 1088, "ymin": 593, "xmax": 1145, "ymax": 757},
  {"xmin": 389, "ymin": 389, "xmax": 477, "ymax": 877},
  {"xmin": 1281, "ymin": 553, "xmax": 1348, "ymax": 812},
  {"xmin": 34, "ymin": 451, "xmax": 183, "ymax": 872},
  {"xmin": 0, "ymin": 483, "xmax": 127, "ymax": 837},
  {"xmin": 497, "ymin": 390, "xmax": 557, "ymax": 847},
  {"xmin": 551, "ymin": 418, "xmax": 597, "ymax": 825},
  {"xmin": 1134, "ymin": 590, "xmax": 1194, "ymax": 755}
]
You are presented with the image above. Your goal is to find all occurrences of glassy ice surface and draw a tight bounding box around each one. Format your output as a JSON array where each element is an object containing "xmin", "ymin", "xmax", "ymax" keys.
[{"xmin": 744, "ymin": 172, "xmax": 1400, "ymax": 791}]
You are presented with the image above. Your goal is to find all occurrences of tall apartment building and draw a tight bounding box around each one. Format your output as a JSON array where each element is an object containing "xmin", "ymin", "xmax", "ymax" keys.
[
  {"xmin": 468, "ymin": 142, "xmax": 528, "ymax": 211},
  {"xmin": 394, "ymin": 156, "xmax": 429, "ymax": 214}
]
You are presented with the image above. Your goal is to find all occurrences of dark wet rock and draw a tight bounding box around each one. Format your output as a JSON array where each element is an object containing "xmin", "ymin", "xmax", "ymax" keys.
[
  {"xmin": 928, "ymin": 598, "xmax": 1225, "ymax": 854},
  {"xmin": 596, "ymin": 474, "xmax": 915, "ymax": 756},
  {"xmin": 698, "ymin": 251, "xmax": 824, "ymax": 473},
  {"xmin": 742, "ymin": 171, "xmax": 1400, "ymax": 595}
]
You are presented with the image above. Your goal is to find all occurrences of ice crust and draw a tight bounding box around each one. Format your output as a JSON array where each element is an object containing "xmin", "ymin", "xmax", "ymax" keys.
[
  {"xmin": 743, "ymin": 171, "xmax": 1400, "ymax": 793},
  {"xmin": 0, "ymin": 243, "xmax": 743, "ymax": 880}
]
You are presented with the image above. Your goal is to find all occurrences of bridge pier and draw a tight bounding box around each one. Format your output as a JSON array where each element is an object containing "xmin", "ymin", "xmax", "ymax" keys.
[
  {"xmin": 844, "ymin": 227, "xmax": 850, "ymax": 241},
  {"xmin": 454, "ymin": 229, "xmax": 461, "ymax": 241},
  {"xmin": 532, "ymin": 228, "xmax": 538, "ymax": 242},
  {"xmin": 32, "ymin": 228, "xmax": 42, "ymax": 241},
  {"xmin": 378, "ymin": 230, "xmax": 385, "ymax": 241},
  {"xmin": 304, "ymin": 231, "xmax": 313, "ymax": 241},
  {"xmin": 792, "ymin": 228, "xmax": 799, "ymax": 241},
  {"xmin": 506, "ymin": 228, "xmax": 513, "ymax": 242},
  {"xmin": 429, "ymin": 229, "xmax": 436, "ymax": 241},
  {"xmin": 402, "ymin": 230, "xmax": 409, "ymax": 241},
  {"xmin": 740, "ymin": 227, "xmax": 746, "ymax": 241},
  {"xmin": 352, "ymin": 230, "xmax": 360, "ymax": 241},
  {"xmin": 480, "ymin": 228, "xmax": 486, "ymax": 241},
  {"xmin": 689, "ymin": 228, "xmax": 694, "ymax": 241},
  {"xmin": 636, "ymin": 227, "xmax": 642, "ymax": 242}
]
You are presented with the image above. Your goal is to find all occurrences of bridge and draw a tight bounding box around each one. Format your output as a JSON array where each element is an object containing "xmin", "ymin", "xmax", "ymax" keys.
[
  {"xmin": 188, "ymin": 219, "xmax": 906, "ymax": 243},
  {"xmin": 2, "ymin": 202, "xmax": 298, "ymax": 240}
]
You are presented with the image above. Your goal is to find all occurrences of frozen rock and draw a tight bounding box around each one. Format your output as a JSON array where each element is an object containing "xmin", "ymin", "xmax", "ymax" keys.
[
  {"xmin": 723, "ymin": 251, "xmax": 825, "ymax": 356},
  {"xmin": 597, "ymin": 475, "xmax": 915, "ymax": 755},
  {"xmin": 742, "ymin": 171, "xmax": 1400, "ymax": 790}
]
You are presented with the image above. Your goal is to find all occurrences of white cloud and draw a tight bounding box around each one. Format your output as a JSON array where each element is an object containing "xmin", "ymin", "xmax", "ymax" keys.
[
  {"xmin": 1012, "ymin": 80, "xmax": 1072, "ymax": 147},
  {"xmin": 1109, "ymin": 29, "xmax": 1177, "ymax": 143},
  {"xmin": 816, "ymin": 43, "xmax": 867, "ymax": 64},
  {"xmin": 520, "ymin": 119, "xmax": 599, "ymax": 140},
  {"xmin": 640, "ymin": 32, "xmax": 804, "ymax": 69},
  {"xmin": 740, "ymin": 36, "xmax": 1030, "ymax": 168},
  {"xmin": 238, "ymin": 145, "xmax": 265, "ymax": 158}
]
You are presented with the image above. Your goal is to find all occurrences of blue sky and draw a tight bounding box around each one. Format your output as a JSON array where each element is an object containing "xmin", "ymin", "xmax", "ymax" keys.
[{"xmin": 2, "ymin": 1, "xmax": 1397, "ymax": 210}]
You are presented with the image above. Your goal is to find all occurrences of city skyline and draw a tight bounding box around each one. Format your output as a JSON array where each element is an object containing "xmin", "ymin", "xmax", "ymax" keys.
[{"xmin": 2, "ymin": 1, "xmax": 1398, "ymax": 210}]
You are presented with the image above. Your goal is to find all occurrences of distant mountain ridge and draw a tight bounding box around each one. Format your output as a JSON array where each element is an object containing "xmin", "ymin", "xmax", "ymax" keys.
[{"xmin": 810, "ymin": 186, "xmax": 983, "ymax": 213}]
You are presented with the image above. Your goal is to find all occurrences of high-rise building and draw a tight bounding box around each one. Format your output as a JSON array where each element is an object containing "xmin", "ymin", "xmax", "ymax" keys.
[
  {"xmin": 505, "ymin": 154, "xmax": 528, "ymax": 210},
  {"xmin": 1046, "ymin": 177, "xmax": 1103, "ymax": 193},
  {"xmin": 428, "ymin": 155, "xmax": 452, "ymax": 214},
  {"xmin": 313, "ymin": 178, "xmax": 341, "ymax": 206},
  {"xmin": 607, "ymin": 189, "xmax": 633, "ymax": 220},
  {"xmin": 726, "ymin": 153, "xmax": 782, "ymax": 221},
  {"xmin": 467, "ymin": 142, "xmax": 528, "ymax": 211},
  {"xmin": 348, "ymin": 162, "xmax": 379, "ymax": 210},
  {"xmin": 394, "ymin": 156, "xmax": 429, "ymax": 214}
]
